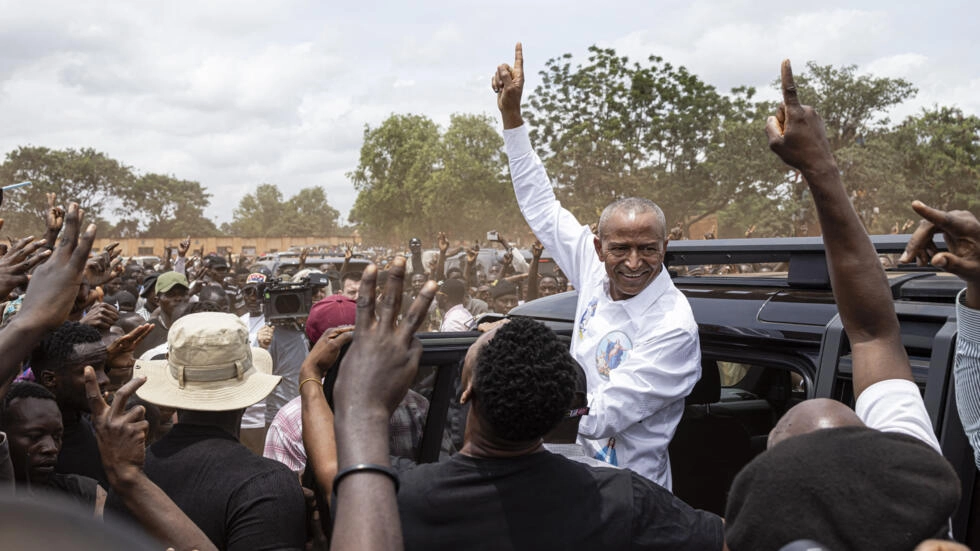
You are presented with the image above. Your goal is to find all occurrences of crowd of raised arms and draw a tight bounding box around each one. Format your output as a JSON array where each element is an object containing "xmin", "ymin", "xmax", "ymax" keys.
[{"xmin": 1, "ymin": 43, "xmax": 979, "ymax": 551}]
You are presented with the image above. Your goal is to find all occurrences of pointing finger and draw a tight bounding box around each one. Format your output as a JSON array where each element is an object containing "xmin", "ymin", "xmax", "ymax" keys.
[
  {"xmin": 911, "ymin": 200, "xmax": 961, "ymax": 232},
  {"xmin": 84, "ymin": 366, "xmax": 108, "ymax": 417},
  {"xmin": 781, "ymin": 59, "xmax": 801, "ymax": 110},
  {"xmin": 514, "ymin": 42, "xmax": 523, "ymax": 74}
]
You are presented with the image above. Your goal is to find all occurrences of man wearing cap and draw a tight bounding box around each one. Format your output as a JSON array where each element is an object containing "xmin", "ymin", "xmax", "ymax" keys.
[
  {"xmin": 494, "ymin": 45, "xmax": 700, "ymax": 487},
  {"xmin": 134, "ymin": 272, "xmax": 158, "ymax": 321},
  {"xmin": 438, "ymin": 279, "xmax": 474, "ymax": 332},
  {"xmin": 488, "ymin": 279, "xmax": 519, "ymax": 315},
  {"xmin": 133, "ymin": 271, "xmax": 189, "ymax": 358},
  {"xmin": 110, "ymin": 312, "xmax": 306, "ymax": 550}
]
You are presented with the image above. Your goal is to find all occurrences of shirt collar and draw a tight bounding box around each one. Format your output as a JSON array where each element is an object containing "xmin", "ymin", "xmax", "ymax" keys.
[{"xmin": 598, "ymin": 266, "xmax": 671, "ymax": 321}]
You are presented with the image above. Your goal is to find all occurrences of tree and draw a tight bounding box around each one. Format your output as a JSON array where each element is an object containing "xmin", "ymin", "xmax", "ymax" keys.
[
  {"xmin": 425, "ymin": 114, "xmax": 523, "ymax": 240},
  {"xmin": 523, "ymin": 46, "xmax": 763, "ymax": 234},
  {"xmin": 893, "ymin": 107, "xmax": 980, "ymax": 214},
  {"xmin": 0, "ymin": 146, "xmax": 135, "ymax": 236},
  {"xmin": 348, "ymin": 114, "xmax": 441, "ymax": 243},
  {"xmin": 227, "ymin": 184, "xmax": 341, "ymax": 236},
  {"xmin": 116, "ymin": 173, "xmax": 220, "ymax": 237},
  {"xmin": 777, "ymin": 63, "xmax": 918, "ymax": 233}
]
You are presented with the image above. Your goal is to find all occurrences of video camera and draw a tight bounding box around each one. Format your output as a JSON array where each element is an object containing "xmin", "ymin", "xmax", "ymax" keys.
[{"xmin": 262, "ymin": 273, "xmax": 332, "ymax": 326}]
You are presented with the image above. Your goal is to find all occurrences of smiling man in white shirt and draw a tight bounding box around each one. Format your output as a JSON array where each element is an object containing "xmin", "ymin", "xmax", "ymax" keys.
[{"xmin": 491, "ymin": 43, "xmax": 701, "ymax": 489}]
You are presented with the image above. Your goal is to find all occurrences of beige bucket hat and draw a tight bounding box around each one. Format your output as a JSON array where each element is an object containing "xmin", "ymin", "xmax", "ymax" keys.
[{"xmin": 134, "ymin": 312, "xmax": 280, "ymax": 411}]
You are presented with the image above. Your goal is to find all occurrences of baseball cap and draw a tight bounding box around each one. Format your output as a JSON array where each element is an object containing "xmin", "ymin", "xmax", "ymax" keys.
[
  {"xmin": 156, "ymin": 272, "xmax": 190, "ymax": 294},
  {"xmin": 305, "ymin": 295, "xmax": 357, "ymax": 344}
]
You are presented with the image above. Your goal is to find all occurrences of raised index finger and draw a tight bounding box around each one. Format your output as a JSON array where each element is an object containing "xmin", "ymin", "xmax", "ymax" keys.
[
  {"xmin": 911, "ymin": 200, "xmax": 965, "ymax": 232},
  {"xmin": 514, "ymin": 42, "xmax": 523, "ymax": 74},
  {"xmin": 83, "ymin": 366, "xmax": 108, "ymax": 417},
  {"xmin": 781, "ymin": 59, "xmax": 800, "ymax": 109}
]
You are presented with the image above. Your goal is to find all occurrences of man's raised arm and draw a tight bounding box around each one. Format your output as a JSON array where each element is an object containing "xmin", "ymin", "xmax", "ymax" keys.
[
  {"xmin": 765, "ymin": 60, "xmax": 911, "ymax": 398},
  {"xmin": 493, "ymin": 43, "xmax": 595, "ymax": 290}
]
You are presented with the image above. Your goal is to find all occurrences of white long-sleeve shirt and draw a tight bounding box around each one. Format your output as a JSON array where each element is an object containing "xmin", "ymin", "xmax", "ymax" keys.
[{"xmin": 504, "ymin": 124, "xmax": 701, "ymax": 489}]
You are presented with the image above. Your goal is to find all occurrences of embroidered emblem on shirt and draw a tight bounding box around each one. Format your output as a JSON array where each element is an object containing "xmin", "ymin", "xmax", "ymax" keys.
[
  {"xmin": 595, "ymin": 436, "xmax": 618, "ymax": 466},
  {"xmin": 577, "ymin": 298, "xmax": 599, "ymax": 340},
  {"xmin": 595, "ymin": 330, "xmax": 631, "ymax": 378}
]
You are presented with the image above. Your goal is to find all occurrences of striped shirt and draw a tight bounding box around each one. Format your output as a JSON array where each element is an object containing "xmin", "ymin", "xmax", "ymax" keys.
[{"xmin": 955, "ymin": 289, "xmax": 980, "ymax": 469}]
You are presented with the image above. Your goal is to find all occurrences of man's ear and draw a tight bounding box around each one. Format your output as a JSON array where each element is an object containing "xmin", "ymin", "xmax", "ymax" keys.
[
  {"xmin": 37, "ymin": 368, "xmax": 57, "ymax": 390},
  {"xmin": 460, "ymin": 380, "xmax": 474, "ymax": 405},
  {"xmin": 593, "ymin": 236, "xmax": 603, "ymax": 261}
]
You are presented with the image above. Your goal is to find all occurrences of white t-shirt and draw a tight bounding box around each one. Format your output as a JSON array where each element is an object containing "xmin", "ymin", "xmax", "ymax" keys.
[{"xmin": 855, "ymin": 378, "xmax": 941, "ymax": 454}]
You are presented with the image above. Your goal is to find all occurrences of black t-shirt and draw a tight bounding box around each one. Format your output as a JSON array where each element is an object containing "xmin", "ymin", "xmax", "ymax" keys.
[
  {"xmin": 47, "ymin": 472, "xmax": 99, "ymax": 511},
  {"xmin": 397, "ymin": 451, "xmax": 723, "ymax": 551},
  {"xmin": 56, "ymin": 416, "xmax": 108, "ymax": 487},
  {"xmin": 107, "ymin": 423, "xmax": 306, "ymax": 551}
]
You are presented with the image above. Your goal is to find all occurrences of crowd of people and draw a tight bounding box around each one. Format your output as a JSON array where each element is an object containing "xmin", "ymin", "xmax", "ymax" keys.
[{"xmin": 0, "ymin": 43, "xmax": 977, "ymax": 551}]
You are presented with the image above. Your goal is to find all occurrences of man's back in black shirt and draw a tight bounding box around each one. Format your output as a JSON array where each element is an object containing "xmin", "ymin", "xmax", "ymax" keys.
[
  {"xmin": 107, "ymin": 423, "xmax": 306, "ymax": 551},
  {"xmin": 397, "ymin": 450, "xmax": 723, "ymax": 551}
]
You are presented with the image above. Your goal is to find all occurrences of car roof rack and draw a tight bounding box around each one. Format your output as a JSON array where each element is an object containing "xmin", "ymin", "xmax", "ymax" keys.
[{"xmin": 664, "ymin": 235, "xmax": 947, "ymax": 289}]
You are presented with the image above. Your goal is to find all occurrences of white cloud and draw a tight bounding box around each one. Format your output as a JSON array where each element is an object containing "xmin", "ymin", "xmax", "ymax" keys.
[{"xmin": 0, "ymin": 0, "xmax": 976, "ymax": 230}]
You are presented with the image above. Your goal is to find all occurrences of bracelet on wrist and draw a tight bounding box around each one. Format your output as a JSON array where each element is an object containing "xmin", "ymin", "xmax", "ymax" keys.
[
  {"xmin": 299, "ymin": 377, "xmax": 322, "ymax": 393},
  {"xmin": 334, "ymin": 462, "xmax": 399, "ymax": 493}
]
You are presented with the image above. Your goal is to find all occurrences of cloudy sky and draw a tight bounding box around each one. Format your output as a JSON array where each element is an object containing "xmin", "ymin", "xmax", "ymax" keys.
[{"xmin": 1, "ymin": 0, "xmax": 976, "ymax": 225}]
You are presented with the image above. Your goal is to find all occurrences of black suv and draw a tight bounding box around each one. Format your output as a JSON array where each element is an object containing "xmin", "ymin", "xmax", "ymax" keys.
[{"xmin": 406, "ymin": 235, "xmax": 979, "ymax": 546}]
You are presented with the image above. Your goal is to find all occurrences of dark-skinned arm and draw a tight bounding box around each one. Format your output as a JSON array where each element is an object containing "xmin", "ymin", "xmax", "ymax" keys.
[
  {"xmin": 525, "ymin": 240, "xmax": 543, "ymax": 301},
  {"xmin": 330, "ymin": 258, "xmax": 436, "ymax": 551},
  {"xmin": 434, "ymin": 232, "xmax": 449, "ymax": 281},
  {"xmin": 300, "ymin": 326, "xmax": 354, "ymax": 499},
  {"xmin": 765, "ymin": 60, "xmax": 910, "ymax": 398},
  {"xmin": 0, "ymin": 203, "xmax": 90, "ymax": 391},
  {"xmin": 85, "ymin": 367, "xmax": 217, "ymax": 551}
]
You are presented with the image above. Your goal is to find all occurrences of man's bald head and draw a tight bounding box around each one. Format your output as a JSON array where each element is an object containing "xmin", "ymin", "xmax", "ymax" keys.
[{"xmin": 768, "ymin": 398, "xmax": 864, "ymax": 449}]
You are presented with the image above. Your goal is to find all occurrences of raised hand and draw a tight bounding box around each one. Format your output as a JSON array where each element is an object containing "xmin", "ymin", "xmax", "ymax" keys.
[
  {"xmin": 17, "ymin": 203, "xmax": 96, "ymax": 330},
  {"xmin": 335, "ymin": 258, "xmax": 436, "ymax": 417},
  {"xmin": 531, "ymin": 240, "xmax": 544, "ymax": 259},
  {"xmin": 764, "ymin": 60, "xmax": 836, "ymax": 176},
  {"xmin": 107, "ymin": 323, "xmax": 154, "ymax": 362},
  {"xmin": 492, "ymin": 42, "xmax": 525, "ymax": 129},
  {"xmin": 466, "ymin": 246, "xmax": 479, "ymax": 263},
  {"xmin": 80, "ymin": 302, "xmax": 120, "ymax": 333},
  {"xmin": 177, "ymin": 235, "xmax": 191, "ymax": 258},
  {"xmin": 0, "ymin": 233, "xmax": 49, "ymax": 299},
  {"xmin": 437, "ymin": 232, "xmax": 449, "ymax": 254},
  {"xmin": 899, "ymin": 201, "xmax": 980, "ymax": 307},
  {"xmin": 344, "ymin": 242, "xmax": 353, "ymax": 261},
  {"xmin": 45, "ymin": 192, "xmax": 65, "ymax": 234},
  {"xmin": 305, "ymin": 326, "xmax": 354, "ymax": 379},
  {"xmin": 86, "ymin": 365, "xmax": 149, "ymax": 483}
]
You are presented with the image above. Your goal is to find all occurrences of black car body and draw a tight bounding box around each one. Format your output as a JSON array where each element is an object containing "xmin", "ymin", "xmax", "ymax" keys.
[{"xmin": 407, "ymin": 235, "xmax": 980, "ymax": 545}]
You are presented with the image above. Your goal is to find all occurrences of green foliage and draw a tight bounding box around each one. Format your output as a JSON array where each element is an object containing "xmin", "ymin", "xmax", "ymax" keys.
[
  {"xmin": 116, "ymin": 173, "xmax": 220, "ymax": 237},
  {"xmin": 523, "ymin": 46, "xmax": 777, "ymax": 234},
  {"xmin": 0, "ymin": 146, "xmax": 134, "ymax": 236},
  {"xmin": 226, "ymin": 183, "xmax": 340, "ymax": 237},
  {"xmin": 349, "ymin": 113, "xmax": 523, "ymax": 244}
]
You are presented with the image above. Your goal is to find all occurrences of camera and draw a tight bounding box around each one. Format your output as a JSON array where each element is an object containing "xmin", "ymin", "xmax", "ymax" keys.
[
  {"xmin": 262, "ymin": 273, "xmax": 332, "ymax": 326},
  {"xmin": 486, "ymin": 230, "xmax": 498, "ymax": 242}
]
